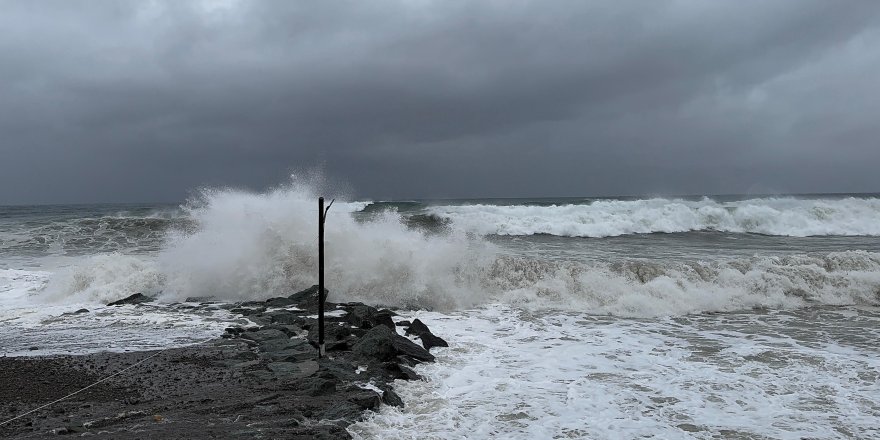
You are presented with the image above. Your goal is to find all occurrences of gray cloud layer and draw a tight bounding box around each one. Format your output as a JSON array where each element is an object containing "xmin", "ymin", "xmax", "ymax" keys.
[{"xmin": 2, "ymin": 0, "xmax": 879, "ymax": 203}]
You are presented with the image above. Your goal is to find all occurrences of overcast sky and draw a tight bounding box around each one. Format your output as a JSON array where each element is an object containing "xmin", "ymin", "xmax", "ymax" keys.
[{"xmin": 2, "ymin": 0, "xmax": 879, "ymax": 204}]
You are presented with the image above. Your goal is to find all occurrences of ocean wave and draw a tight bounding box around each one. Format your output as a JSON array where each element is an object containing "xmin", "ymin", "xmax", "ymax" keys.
[
  {"xmin": 28, "ymin": 183, "xmax": 880, "ymax": 317},
  {"xmin": 427, "ymin": 197, "xmax": 880, "ymax": 237},
  {"xmin": 0, "ymin": 216, "xmax": 186, "ymax": 256}
]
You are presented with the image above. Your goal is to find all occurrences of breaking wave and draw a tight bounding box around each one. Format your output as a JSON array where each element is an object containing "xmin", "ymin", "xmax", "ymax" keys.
[
  {"xmin": 428, "ymin": 197, "xmax": 880, "ymax": 237},
  {"xmin": 36, "ymin": 183, "xmax": 880, "ymax": 317}
]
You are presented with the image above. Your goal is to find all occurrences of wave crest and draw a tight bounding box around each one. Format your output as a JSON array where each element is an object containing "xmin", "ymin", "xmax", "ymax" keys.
[{"xmin": 429, "ymin": 197, "xmax": 880, "ymax": 237}]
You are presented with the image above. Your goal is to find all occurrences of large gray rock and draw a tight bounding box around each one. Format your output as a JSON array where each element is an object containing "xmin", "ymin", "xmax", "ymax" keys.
[
  {"xmin": 405, "ymin": 318, "xmax": 448, "ymax": 351},
  {"xmin": 391, "ymin": 334, "xmax": 435, "ymax": 362},
  {"xmin": 352, "ymin": 325, "xmax": 397, "ymax": 361},
  {"xmin": 382, "ymin": 389, "xmax": 404, "ymax": 408},
  {"xmin": 107, "ymin": 293, "xmax": 153, "ymax": 306},
  {"xmin": 265, "ymin": 297, "xmax": 297, "ymax": 307},
  {"xmin": 346, "ymin": 304, "xmax": 378, "ymax": 328},
  {"xmin": 288, "ymin": 285, "xmax": 328, "ymax": 310},
  {"xmin": 352, "ymin": 325, "xmax": 435, "ymax": 362}
]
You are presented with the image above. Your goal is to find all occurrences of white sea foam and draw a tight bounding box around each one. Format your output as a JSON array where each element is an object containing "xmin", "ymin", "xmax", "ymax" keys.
[
  {"xmin": 31, "ymin": 183, "xmax": 880, "ymax": 316},
  {"xmin": 350, "ymin": 306, "xmax": 880, "ymax": 439},
  {"xmin": 0, "ymin": 268, "xmax": 241, "ymax": 356},
  {"xmin": 428, "ymin": 197, "xmax": 880, "ymax": 237}
]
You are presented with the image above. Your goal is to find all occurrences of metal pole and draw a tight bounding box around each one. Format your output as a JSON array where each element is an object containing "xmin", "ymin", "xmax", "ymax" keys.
[{"xmin": 318, "ymin": 197, "xmax": 325, "ymax": 358}]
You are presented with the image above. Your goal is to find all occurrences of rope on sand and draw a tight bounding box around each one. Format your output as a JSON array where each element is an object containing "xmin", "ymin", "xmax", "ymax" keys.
[{"xmin": 0, "ymin": 342, "xmax": 196, "ymax": 427}]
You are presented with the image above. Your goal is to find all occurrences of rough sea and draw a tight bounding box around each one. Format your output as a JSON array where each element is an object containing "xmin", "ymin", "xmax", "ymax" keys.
[{"xmin": 2, "ymin": 183, "xmax": 879, "ymax": 439}]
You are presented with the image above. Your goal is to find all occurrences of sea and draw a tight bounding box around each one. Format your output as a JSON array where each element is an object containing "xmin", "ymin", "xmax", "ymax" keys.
[{"xmin": 1, "ymin": 182, "xmax": 879, "ymax": 439}]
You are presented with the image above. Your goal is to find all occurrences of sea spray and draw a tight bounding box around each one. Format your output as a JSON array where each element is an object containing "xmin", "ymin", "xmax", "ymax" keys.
[{"xmin": 21, "ymin": 182, "xmax": 880, "ymax": 315}]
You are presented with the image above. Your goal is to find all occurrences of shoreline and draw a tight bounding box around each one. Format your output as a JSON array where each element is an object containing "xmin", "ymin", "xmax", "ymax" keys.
[{"xmin": 0, "ymin": 287, "xmax": 446, "ymax": 439}]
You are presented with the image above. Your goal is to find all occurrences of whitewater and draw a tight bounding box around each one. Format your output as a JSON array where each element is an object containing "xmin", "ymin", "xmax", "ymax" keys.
[{"xmin": 2, "ymin": 184, "xmax": 880, "ymax": 439}]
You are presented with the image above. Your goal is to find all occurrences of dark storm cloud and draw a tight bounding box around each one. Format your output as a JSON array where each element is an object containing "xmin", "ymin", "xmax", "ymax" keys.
[{"xmin": 2, "ymin": 0, "xmax": 879, "ymax": 203}]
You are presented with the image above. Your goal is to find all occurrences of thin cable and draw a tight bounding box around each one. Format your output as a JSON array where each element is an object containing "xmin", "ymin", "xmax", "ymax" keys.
[{"xmin": 0, "ymin": 349, "xmax": 166, "ymax": 426}]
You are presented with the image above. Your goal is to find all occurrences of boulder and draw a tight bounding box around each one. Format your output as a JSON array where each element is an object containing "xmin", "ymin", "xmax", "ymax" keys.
[
  {"xmin": 348, "ymin": 391, "xmax": 382, "ymax": 411},
  {"xmin": 351, "ymin": 325, "xmax": 396, "ymax": 361},
  {"xmin": 372, "ymin": 310, "xmax": 396, "ymax": 330},
  {"xmin": 405, "ymin": 318, "xmax": 448, "ymax": 351},
  {"xmin": 404, "ymin": 319, "xmax": 431, "ymax": 337},
  {"xmin": 265, "ymin": 297, "xmax": 297, "ymax": 307},
  {"xmin": 346, "ymin": 304, "xmax": 379, "ymax": 329},
  {"xmin": 382, "ymin": 389, "xmax": 404, "ymax": 408},
  {"xmin": 107, "ymin": 293, "xmax": 153, "ymax": 306},
  {"xmin": 288, "ymin": 285, "xmax": 328, "ymax": 310},
  {"xmin": 391, "ymin": 334, "xmax": 435, "ymax": 362},
  {"xmin": 382, "ymin": 362, "xmax": 422, "ymax": 381}
]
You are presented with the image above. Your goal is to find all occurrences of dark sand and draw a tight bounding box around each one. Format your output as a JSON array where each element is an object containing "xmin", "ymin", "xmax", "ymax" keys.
[{"xmin": 0, "ymin": 291, "xmax": 444, "ymax": 439}]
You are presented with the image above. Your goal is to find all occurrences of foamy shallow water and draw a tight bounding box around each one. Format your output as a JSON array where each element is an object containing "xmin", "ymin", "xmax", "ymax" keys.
[
  {"xmin": 0, "ymin": 268, "xmax": 245, "ymax": 356},
  {"xmin": 351, "ymin": 305, "xmax": 880, "ymax": 440}
]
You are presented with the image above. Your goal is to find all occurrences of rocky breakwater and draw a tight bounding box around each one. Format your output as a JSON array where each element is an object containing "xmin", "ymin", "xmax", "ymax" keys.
[{"xmin": 0, "ymin": 287, "xmax": 447, "ymax": 439}]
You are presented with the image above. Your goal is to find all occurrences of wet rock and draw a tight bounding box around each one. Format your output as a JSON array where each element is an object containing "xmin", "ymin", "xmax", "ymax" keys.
[
  {"xmin": 240, "ymin": 329, "xmax": 288, "ymax": 343},
  {"xmin": 288, "ymin": 285, "xmax": 327, "ymax": 310},
  {"xmin": 262, "ymin": 324, "xmax": 304, "ymax": 337},
  {"xmin": 107, "ymin": 293, "xmax": 153, "ymax": 306},
  {"xmin": 74, "ymin": 308, "xmax": 89, "ymax": 314},
  {"xmin": 224, "ymin": 326, "xmax": 245, "ymax": 335},
  {"xmin": 265, "ymin": 311, "xmax": 301, "ymax": 325},
  {"xmin": 351, "ymin": 326, "xmax": 396, "ymax": 361},
  {"xmin": 404, "ymin": 319, "xmax": 431, "ymax": 337},
  {"xmin": 395, "ymin": 320, "xmax": 412, "ymax": 327},
  {"xmin": 382, "ymin": 389, "xmax": 404, "ymax": 408},
  {"xmin": 265, "ymin": 297, "xmax": 297, "ymax": 307},
  {"xmin": 346, "ymin": 305, "xmax": 379, "ymax": 329},
  {"xmin": 395, "ymin": 355, "xmax": 420, "ymax": 367},
  {"xmin": 320, "ymin": 403, "xmax": 361, "ymax": 421},
  {"xmin": 419, "ymin": 332, "xmax": 449, "ymax": 351},
  {"xmin": 372, "ymin": 310, "xmax": 396, "ymax": 330},
  {"xmin": 301, "ymin": 378, "xmax": 337, "ymax": 396},
  {"xmin": 348, "ymin": 390, "xmax": 381, "ymax": 411},
  {"xmin": 383, "ymin": 362, "xmax": 423, "ymax": 381},
  {"xmin": 405, "ymin": 318, "xmax": 448, "ymax": 351},
  {"xmin": 352, "ymin": 325, "xmax": 435, "ymax": 362},
  {"xmin": 391, "ymin": 334, "xmax": 435, "ymax": 362},
  {"xmin": 267, "ymin": 361, "xmax": 318, "ymax": 379}
]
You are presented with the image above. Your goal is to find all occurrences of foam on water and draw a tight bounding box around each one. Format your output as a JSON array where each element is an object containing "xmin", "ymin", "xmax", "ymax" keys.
[
  {"xmin": 0, "ymin": 268, "xmax": 242, "ymax": 356},
  {"xmin": 350, "ymin": 306, "xmax": 880, "ymax": 439},
  {"xmin": 28, "ymin": 184, "xmax": 880, "ymax": 316},
  {"xmin": 428, "ymin": 197, "xmax": 880, "ymax": 237}
]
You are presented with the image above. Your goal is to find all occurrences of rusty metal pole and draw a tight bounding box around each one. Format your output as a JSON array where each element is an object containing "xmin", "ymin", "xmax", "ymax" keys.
[{"xmin": 318, "ymin": 197, "xmax": 325, "ymax": 358}]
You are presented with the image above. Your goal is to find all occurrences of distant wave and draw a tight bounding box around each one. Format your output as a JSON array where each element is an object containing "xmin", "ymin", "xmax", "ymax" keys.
[
  {"xmin": 427, "ymin": 197, "xmax": 880, "ymax": 237},
  {"xmin": 0, "ymin": 216, "xmax": 187, "ymax": 256}
]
